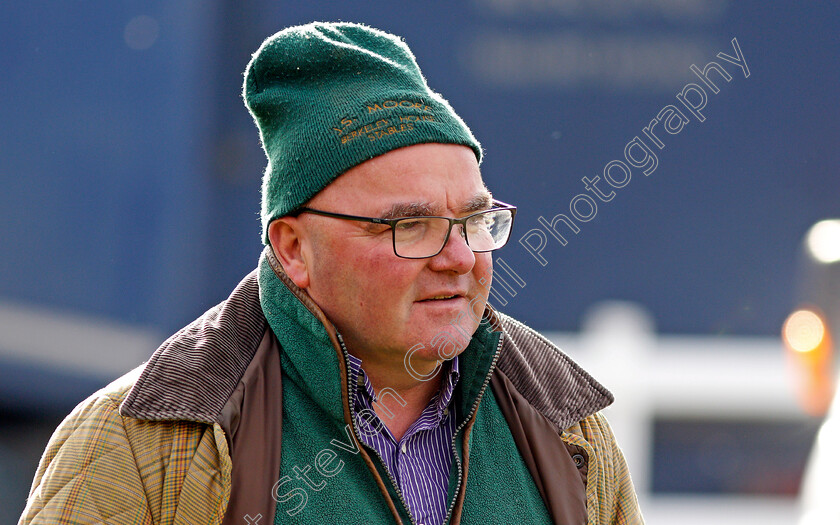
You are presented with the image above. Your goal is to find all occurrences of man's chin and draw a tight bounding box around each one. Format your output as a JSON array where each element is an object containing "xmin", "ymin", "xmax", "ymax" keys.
[{"xmin": 410, "ymin": 322, "xmax": 475, "ymax": 361}]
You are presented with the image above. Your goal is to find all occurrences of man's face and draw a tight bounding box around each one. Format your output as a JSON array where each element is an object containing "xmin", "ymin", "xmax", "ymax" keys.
[{"xmin": 292, "ymin": 143, "xmax": 492, "ymax": 372}]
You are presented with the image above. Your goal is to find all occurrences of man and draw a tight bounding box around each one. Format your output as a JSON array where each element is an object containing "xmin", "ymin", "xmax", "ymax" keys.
[{"xmin": 20, "ymin": 22, "xmax": 642, "ymax": 525}]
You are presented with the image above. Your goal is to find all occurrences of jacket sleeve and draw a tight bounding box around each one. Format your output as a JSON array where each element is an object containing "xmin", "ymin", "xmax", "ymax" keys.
[
  {"xmin": 573, "ymin": 412, "xmax": 645, "ymax": 525},
  {"xmin": 19, "ymin": 392, "xmax": 154, "ymax": 525}
]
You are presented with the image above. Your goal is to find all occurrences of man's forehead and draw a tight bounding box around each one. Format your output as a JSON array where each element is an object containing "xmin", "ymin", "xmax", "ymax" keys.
[
  {"xmin": 307, "ymin": 143, "xmax": 486, "ymax": 214},
  {"xmin": 379, "ymin": 191, "xmax": 493, "ymax": 219}
]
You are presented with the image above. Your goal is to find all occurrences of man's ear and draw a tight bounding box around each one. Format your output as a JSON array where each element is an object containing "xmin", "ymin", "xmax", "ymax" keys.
[{"xmin": 267, "ymin": 217, "xmax": 311, "ymax": 289}]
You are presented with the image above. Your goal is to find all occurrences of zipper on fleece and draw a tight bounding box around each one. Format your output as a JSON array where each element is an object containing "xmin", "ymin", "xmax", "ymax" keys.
[
  {"xmin": 337, "ymin": 332, "xmax": 417, "ymax": 525},
  {"xmin": 442, "ymin": 334, "xmax": 504, "ymax": 525}
]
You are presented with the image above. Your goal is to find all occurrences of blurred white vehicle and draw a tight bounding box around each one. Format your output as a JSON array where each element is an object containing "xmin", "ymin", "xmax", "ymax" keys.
[
  {"xmin": 787, "ymin": 219, "xmax": 840, "ymax": 524},
  {"xmin": 799, "ymin": 383, "xmax": 840, "ymax": 524}
]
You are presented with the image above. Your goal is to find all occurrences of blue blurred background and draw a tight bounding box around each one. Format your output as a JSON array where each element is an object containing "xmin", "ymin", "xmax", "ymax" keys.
[{"xmin": 2, "ymin": 1, "xmax": 838, "ymax": 521}]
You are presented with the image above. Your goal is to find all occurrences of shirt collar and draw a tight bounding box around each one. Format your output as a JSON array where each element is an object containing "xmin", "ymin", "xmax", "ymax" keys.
[{"xmin": 346, "ymin": 353, "xmax": 460, "ymax": 418}]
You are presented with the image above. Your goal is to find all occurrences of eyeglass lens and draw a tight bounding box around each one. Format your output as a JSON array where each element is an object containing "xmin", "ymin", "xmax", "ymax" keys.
[{"xmin": 393, "ymin": 209, "xmax": 513, "ymax": 258}]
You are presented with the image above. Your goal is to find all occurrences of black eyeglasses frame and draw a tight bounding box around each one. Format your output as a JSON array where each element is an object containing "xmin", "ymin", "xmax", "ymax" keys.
[{"xmin": 291, "ymin": 199, "xmax": 517, "ymax": 259}]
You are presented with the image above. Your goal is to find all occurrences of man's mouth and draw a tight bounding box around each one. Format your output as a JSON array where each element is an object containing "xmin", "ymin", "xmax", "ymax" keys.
[{"xmin": 419, "ymin": 294, "xmax": 460, "ymax": 302}]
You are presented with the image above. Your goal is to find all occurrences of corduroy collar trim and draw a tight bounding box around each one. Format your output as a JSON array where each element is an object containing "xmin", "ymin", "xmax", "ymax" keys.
[{"xmin": 120, "ymin": 267, "xmax": 266, "ymax": 423}]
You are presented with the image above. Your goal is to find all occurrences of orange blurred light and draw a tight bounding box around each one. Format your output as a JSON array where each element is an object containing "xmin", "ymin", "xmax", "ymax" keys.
[{"xmin": 783, "ymin": 308, "xmax": 834, "ymax": 416}]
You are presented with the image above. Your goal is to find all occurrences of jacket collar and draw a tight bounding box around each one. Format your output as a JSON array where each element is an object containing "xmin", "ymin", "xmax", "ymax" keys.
[
  {"xmin": 120, "ymin": 266, "xmax": 267, "ymax": 423},
  {"xmin": 495, "ymin": 314, "xmax": 613, "ymax": 430},
  {"xmin": 120, "ymin": 247, "xmax": 612, "ymax": 429}
]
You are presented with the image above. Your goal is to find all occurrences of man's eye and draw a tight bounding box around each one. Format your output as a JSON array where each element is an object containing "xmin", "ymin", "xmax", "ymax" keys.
[
  {"xmin": 468, "ymin": 214, "xmax": 492, "ymax": 231},
  {"xmin": 396, "ymin": 219, "xmax": 425, "ymax": 231}
]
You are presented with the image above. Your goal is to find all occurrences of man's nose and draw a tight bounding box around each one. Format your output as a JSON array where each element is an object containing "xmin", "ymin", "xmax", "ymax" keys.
[{"xmin": 429, "ymin": 224, "xmax": 476, "ymax": 274}]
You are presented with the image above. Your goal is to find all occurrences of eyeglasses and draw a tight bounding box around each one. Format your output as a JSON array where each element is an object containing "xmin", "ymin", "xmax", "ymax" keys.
[{"xmin": 293, "ymin": 199, "xmax": 517, "ymax": 259}]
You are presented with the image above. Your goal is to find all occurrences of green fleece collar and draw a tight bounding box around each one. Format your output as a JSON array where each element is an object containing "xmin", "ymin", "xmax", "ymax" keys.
[
  {"xmin": 257, "ymin": 248, "xmax": 502, "ymax": 426},
  {"xmin": 258, "ymin": 250, "xmax": 346, "ymax": 422}
]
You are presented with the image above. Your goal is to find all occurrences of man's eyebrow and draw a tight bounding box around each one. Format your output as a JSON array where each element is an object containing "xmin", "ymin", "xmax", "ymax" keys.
[
  {"xmin": 380, "ymin": 202, "xmax": 437, "ymax": 219},
  {"xmin": 379, "ymin": 191, "xmax": 493, "ymax": 219},
  {"xmin": 459, "ymin": 191, "xmax": 493, "ymax": 214}
]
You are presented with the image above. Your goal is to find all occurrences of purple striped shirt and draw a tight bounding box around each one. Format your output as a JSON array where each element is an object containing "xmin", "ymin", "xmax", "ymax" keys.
[{"xmin": 346, "ymin": 354, "xmax": 460, "ymax": 525}]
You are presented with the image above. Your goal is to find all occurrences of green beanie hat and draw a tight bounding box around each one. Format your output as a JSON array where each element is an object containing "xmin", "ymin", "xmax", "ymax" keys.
[{"xmin": 243, "ymin": 22, "xmax": 483, "ymax": 243}]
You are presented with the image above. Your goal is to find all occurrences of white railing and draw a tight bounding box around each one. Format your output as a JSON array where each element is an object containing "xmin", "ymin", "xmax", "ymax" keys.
[
  {"xmin": 544, "ymin": 300, "xmax": 804, "ymax": 525},
  {"xmin": 0, "ymin": 300, "xmax": 160, "ymax": 377}
]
